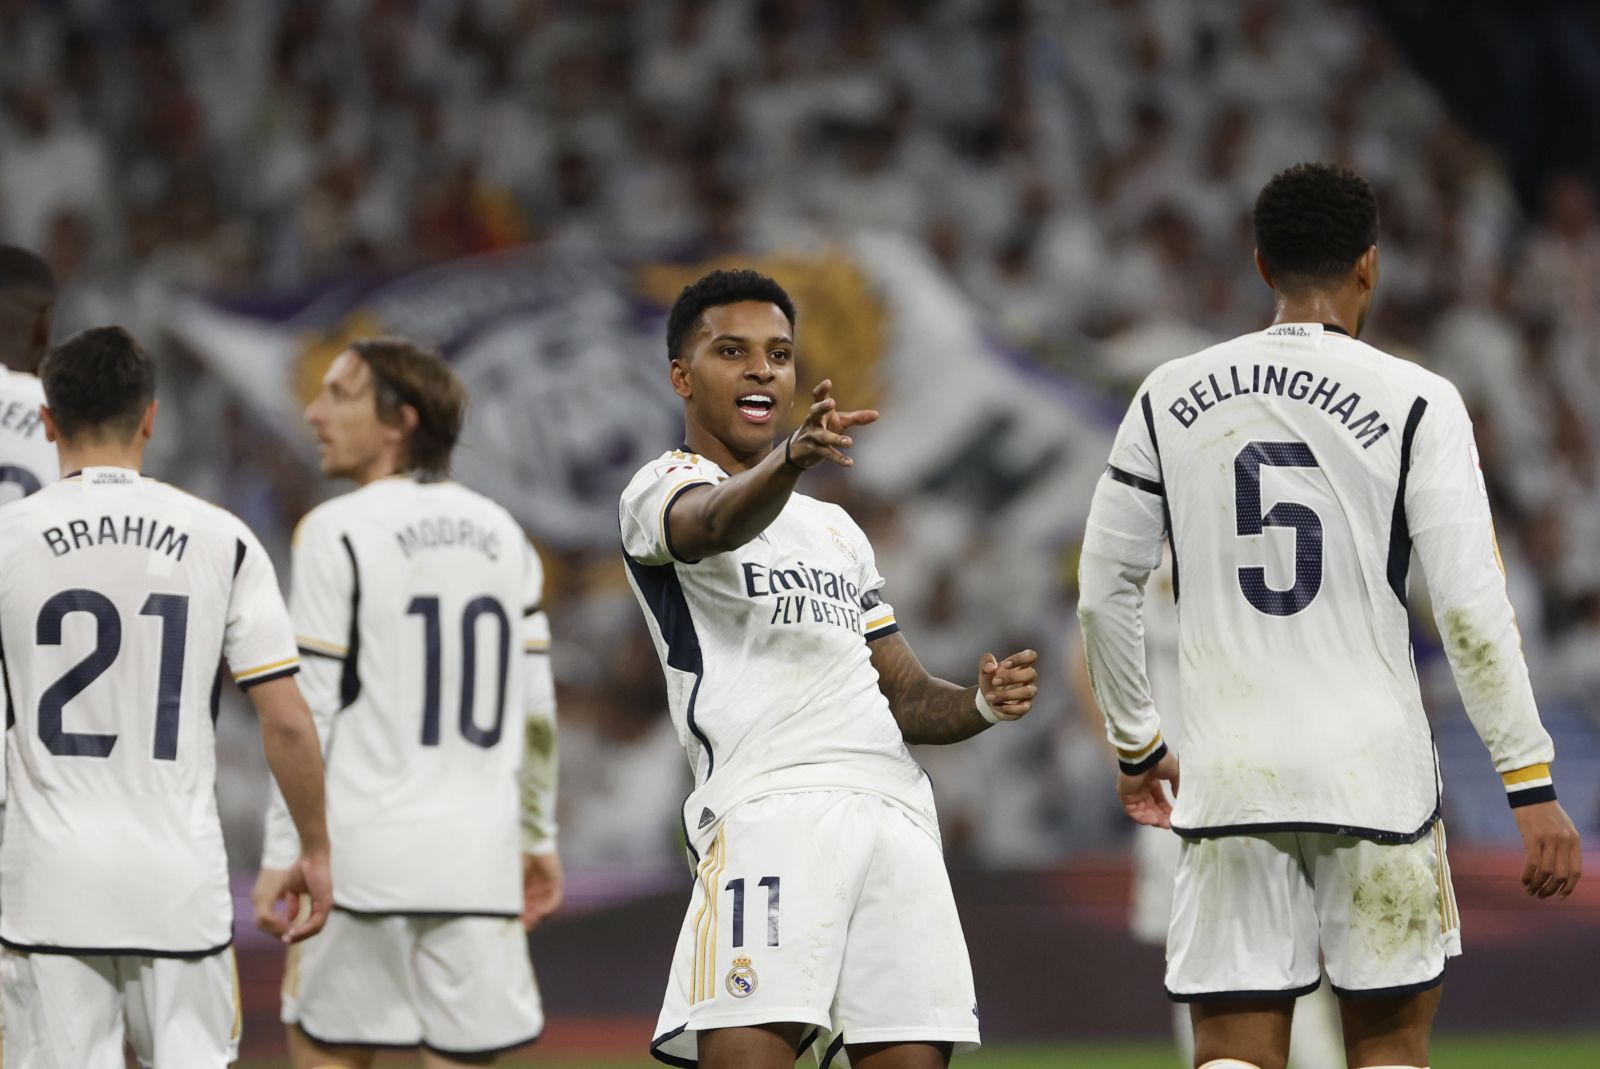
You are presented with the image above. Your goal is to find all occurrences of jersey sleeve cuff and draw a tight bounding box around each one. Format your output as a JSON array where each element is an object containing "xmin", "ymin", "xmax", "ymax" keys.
[
  {"xmin": 1503, "ymin": 763, "xmax": 1556, "ymax": 807},
  {"xmin": 1117, "ymin": 735, "xmax": 1167, "ymax": 776},
  {"xmin": 296, "ymin": 635, "xmax": 347, "ymax": 660},
  {"xmin": 235, "ymin": 656, "xmax": 301, "ymax": 688},
  {"xmin": 864, "ymin": 613, "xmax": 899, "ymax": 641}
]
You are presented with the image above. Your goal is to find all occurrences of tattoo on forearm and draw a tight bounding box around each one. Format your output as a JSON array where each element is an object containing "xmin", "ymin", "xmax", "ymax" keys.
[{"xmin": 875, "ymin": 641, "xmax": 987, "ymax": 745}]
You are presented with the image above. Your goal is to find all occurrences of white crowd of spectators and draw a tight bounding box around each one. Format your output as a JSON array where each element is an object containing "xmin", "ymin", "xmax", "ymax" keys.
[{"xmin": 4, "ymin": 0, "xmax": 1597, "ymax": 865}]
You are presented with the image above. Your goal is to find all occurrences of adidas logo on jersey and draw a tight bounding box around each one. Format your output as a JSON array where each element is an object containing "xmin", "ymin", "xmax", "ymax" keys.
[{"xmin": 698, "ymin": 807, "xmax": 716, "ymax": 829}]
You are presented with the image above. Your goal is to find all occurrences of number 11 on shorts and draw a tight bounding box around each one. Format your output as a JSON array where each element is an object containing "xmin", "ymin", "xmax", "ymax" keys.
[{"xmin": 725, "ymin": 876, "xmax": 780, "ymax": 947}]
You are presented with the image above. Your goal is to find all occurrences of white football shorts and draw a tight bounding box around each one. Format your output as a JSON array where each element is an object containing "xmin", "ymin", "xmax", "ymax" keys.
[
  {"xmin": 1131, "ymin": 823, "xmax": 1182, "ymax": 946},
  {"xmin": 1166, "ymin": 822, "xmax": 1461, "ymax": 1001},
  {"xmin": 1, "ymin": 945, "xmax": 240, "ymax": 1069},
  {"xmin": 651, "ymin": 789, "xmax": 980, "ymax": 1065},
  {"xmin": 282, "ymin": 911, "xmax": 542, "ymax": 1057}
]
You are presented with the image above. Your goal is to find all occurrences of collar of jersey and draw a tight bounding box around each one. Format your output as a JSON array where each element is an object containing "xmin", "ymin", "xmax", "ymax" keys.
[{"xmin": 60, "ymin": 466, "xmax": 143, "ymax": 484}]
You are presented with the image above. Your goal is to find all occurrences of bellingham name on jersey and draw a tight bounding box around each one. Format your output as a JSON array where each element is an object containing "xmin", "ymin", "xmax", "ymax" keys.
[{"xmin": 1165, "ymin": 360, "xmax": 1391, "ymax": 449}]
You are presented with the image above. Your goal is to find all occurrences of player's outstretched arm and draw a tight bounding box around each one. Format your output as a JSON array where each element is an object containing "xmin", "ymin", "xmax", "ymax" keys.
[
  {"xmin": 668, "ymin": 380, "xmax": 877, "ymax": 560},
  {"xmin": 249, "ymin": 675, "xmax": 333, "ymax": 943},
  {"xmin": 869, "ymin": 631, "xmax": 1038, "ymax": 744}
]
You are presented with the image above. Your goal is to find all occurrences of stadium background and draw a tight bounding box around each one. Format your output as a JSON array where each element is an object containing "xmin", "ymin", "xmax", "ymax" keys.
[{"xmin": 2, "ymin": 0, "xmax": 1598, "ymax": 1064}]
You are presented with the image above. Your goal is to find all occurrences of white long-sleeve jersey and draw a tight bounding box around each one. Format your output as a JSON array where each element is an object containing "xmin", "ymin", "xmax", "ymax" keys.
[
  {"xmin": 1078, "ymin": 323, "xmax": 1555, "ymax": 843},
  {"xmin": 261, "ymin": 476, "xmax": 557, "ymax": 915}
]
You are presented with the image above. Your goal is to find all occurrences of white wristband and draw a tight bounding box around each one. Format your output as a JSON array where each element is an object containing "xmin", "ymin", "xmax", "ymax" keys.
[{"xmin": 975, "ymin": 689, "xmax": 1003, "ymax": 724}]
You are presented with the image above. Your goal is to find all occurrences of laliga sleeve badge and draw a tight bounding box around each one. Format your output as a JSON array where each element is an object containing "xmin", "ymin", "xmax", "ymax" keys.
[{"xmin": 726, "ymin": 956, "xmax": 758, "ymax": 998}]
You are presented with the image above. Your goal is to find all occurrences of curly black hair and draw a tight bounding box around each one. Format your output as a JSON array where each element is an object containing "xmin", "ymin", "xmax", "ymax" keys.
[
  {"xmin": 665, "ymin": 268, "xmax": 796, "ymax": 362},
  {"xmin": 1253, "ymin": 163, "xmax": 1378, "ymax": 288}
]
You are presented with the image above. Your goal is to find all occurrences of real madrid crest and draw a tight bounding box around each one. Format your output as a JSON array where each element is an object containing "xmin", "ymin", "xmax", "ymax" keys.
[
  {"xmin": 725, "ymin": 956, "xmax": 758, "ymax": 998},
  {"xmin": 828, "ymin": 527, "xmax": 858, "ymax": 564}
]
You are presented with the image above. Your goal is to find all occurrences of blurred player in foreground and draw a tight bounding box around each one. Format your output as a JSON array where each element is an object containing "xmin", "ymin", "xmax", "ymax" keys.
[
  {"xmin": 1078, "ymin": 163, "xmax": 1582, "ymax": 1069},
  {"xmin": 0, "ymin": 245, "xmax": 58, "ymax": 503},
  {"xmin": 1071, "ymin": 552, "xmax": 1343, "ymax": 1069},
  {"xmin": 622, "ymin": 269, "xmax": 1038, "ymax": 1069},
  {"xmin": 0, "ymin": 326, "xmax": 331, "ymax": 1067},
  {"xmin": 256, "ymin": 337, "xmax": 560, "ymax": 1068},
  {"xmin": 0, "ymin": 244, "xmax": 59, "ymax": 1069}
]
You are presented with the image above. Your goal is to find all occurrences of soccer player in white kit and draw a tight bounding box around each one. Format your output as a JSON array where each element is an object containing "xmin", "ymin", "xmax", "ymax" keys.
[
  {"xmin": 0, "ymin": 245, "xmax": 59, "ymax": 1069},
  {"xmin": 1073, "ymin": 554, "xmax": 1343, "ymax": 1069},
  {"xmin": 254, "ymin": 338, "xmax": 560, "ymax": 1069},
  {"xmin": 622, "ymin": 270, "xmax": 1040, "ymax": 1069},
  {"xmin": 0, "ymin": 326, "xmax": 333, "ymax": 1068},
  {"xmin": 1078, "ymin": 164, "xmax": 1583, "ymax": 1069},
  {"xmin": 0, "ymin": 246, "xmax": 59, "ymax": 504}
]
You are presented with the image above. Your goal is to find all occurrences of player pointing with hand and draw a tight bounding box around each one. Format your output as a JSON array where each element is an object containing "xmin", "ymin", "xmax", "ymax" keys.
[{"xmin": 622, "ymin": 269, "xmax": 1036, "ymax": 1069}]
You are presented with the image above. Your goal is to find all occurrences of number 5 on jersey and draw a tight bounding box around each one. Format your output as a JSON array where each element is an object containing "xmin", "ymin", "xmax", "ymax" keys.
[{"xmin": 1234, "ymin": 441, "xmax": 1325, "ymax": 617}]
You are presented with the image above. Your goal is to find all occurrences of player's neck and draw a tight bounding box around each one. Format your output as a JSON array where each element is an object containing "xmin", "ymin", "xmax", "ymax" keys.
[
  {"xmin": 1271, "ymin": 292, "xmax": 1362, "ymax": 338},
  {"xmin": 682, "ymin": 423, "xmax": 772, "ymax": 475},
  {"xmin": 351, "ymin": 452, "xmax": 406, "ymax": 486},
  {"xmin": 57, "ymin": 441, "xmax": 145, "ymax": 476}
]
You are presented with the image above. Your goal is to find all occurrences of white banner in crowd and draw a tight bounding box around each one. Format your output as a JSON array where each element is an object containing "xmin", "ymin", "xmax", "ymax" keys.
[{"xmin": 167, "ymin": 235, "xmax": 1116, "ymax": 552}]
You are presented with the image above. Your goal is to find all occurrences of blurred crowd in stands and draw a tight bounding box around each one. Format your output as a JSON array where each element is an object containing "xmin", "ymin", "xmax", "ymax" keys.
[{"xmin": 4, "ymin": 0, "xmax": 1599, "ymax": 867}]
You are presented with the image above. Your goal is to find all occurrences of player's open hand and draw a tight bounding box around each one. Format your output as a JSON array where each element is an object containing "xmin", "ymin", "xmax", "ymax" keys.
[
  {"xmin": 1118, "ymin": 750, "xmax": 1180, "ymax": 829},
  {"xmin": 1512, "ymin": 799, "xmax": 1582, "ymax": 899},
  {"xmin": 978, "ymin": 649, "xmax": 1039, "ymax": 720},
  {"xmin": 523, "ymin": 851, "xmax": 565, "ymax": 931},
  {"xmin": 784, "ymin": 379, "xmax": 877, "ymax": 471}
]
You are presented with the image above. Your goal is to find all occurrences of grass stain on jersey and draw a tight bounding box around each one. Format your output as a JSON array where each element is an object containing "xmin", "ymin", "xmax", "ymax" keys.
[{"xmin": 1443, "ymin": 609, "xmax": 1500, "ymax": 695}]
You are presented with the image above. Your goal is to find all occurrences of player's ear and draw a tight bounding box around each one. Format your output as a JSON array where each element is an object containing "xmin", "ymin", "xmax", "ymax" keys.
[
  {"xmin": 1253, "ymin": 248, "xmax": 1274, "ymax": 291},
  {"xmin": 1356, "ymin": 244, "xmax": 1379, "ymax": 293},
  {"xmin": 39, "ymin": 404, "xmax": 56, "ymax": 444},
  {"xmin": 397, "ymin": 403, "xmax": 420, "ymax": 437},
  {"xmin": 669, "ymin": 357, "xmax": 693, "ymax": 400},
  {"xmin": 139, "ymin": 400, "xmax": 158, "ymax": 441}
]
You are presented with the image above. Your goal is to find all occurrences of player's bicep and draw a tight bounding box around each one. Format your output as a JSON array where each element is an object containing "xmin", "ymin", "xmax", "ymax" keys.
[
  {"xmin": 1082, "ymin": 473, "xmax": 1166, "ymax": 575},
  {"xmin": 620, "ymin": 466, "xmax": 715, "ymax": 564},
  {"xmin": 1404, "ymin": 394, "xmax": 1491, "ymax": 537},
  {"xmin": 289, "ymin": 518, "xmax": 354, "ymax": 658},
  {"xmin": 226, "ymin": 534, "xmax": 301, "ymax": 690},
  {"xmin": 522, "ymin": 608, "xmax": 555, "ymax": 716}
]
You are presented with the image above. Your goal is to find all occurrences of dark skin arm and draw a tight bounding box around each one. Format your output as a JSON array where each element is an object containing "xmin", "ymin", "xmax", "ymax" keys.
[
  {"xmin": 869, "ymin": 631, "xmax": 1039, "ymax": 745},
  {"xmin": 667, "ymin": 381, "xmax": 877, "ymax": 561}
]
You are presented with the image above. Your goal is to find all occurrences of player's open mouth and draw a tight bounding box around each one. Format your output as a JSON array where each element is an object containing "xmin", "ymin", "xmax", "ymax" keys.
[{"xmin": 737, "ymin": 393, "xmax": 776, "ymax": 423}]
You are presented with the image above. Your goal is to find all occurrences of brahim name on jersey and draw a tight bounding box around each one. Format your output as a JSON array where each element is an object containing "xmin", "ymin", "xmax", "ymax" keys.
[
  {"xmin": 1166, "ymin": 362, "xmax": 1391, "ymax": 448},
  {"xmin": 43, "ymin": 514, "xmax": 190, "ymax": 561}
]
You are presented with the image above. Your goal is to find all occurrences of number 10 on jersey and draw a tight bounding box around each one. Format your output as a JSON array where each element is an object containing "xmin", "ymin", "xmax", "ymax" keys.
[{"xmin": 406, "ymin": 595, "xmax": 511, "ymax": 748}]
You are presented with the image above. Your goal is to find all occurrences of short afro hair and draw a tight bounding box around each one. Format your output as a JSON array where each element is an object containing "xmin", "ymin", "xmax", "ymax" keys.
[
  {"xmin": 666, "ymin": 268, "xmax": 796, "ymax": 362},
  {"xmin": 1253, "ymin": 163, "xmax": 1378, "ymax": 288}
]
